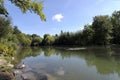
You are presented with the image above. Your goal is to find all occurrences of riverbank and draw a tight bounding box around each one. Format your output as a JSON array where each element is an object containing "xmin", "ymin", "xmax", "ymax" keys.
[
  {"xmin": 0, "ymin": 71, "xmax": 14, "ymax": 80},
  {"xmin": 0, "ymin": 57, "xmax": 15, "ymax": 80}
]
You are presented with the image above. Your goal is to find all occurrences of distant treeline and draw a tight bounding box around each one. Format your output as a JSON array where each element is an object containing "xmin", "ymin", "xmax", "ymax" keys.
[
  {"xmin": 0, "ymin": 10, "xmax": 120, "ymax": 55},
  {"xmin": 40, "ymin": 10, "xmax": 120, "ymax": 46}
]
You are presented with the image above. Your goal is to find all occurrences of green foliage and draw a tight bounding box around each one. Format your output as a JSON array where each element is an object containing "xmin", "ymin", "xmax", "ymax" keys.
[
  {"xmin": 74, "ymin": 31, "xmax": 83, "ymax": 45},
  {"xmin": 4, "ymin": 56, "xmax": 12, "ymax": 62},
  {"xmin": 111, "ymin": 11, "xmax": 120, "ymax": 44},
  {"xmin": 0, "ymin": 0, "xmax": 8, "ymax": 17},
  {"xmin": 0, "ymin": 16, "xmax": 32, "ymax": 57},
  {"xmin": 17, "ymin": 33, "xmax": 32, "ymax": 46},
  {"xmin": 54, "ymin": 31, "xmax": 75, "ymax": 45},
  {"xmin": 82, "ymin": 24, "xmax": 94, "ymax": 45},
  {"xmin": 13, "ymin": 26, "xmax": 21, "ymax": 34},
  {"xmin": 42, "ymin": 34, "xmax": 55, "ymax": 45},
  {"xmin": 31, "ymin": 34, "xmax": 42, "ymax": 46},
  {"xmin": 0, "ymin": 43, "xmax": 16, "ymax": 56},
  {"xmin": 92, "ymin": 15, "xmax": 113, "ymax": 45},
  {"xmin": 0, "ymin": 16, "xmax": 12, "ymax": 39},
  {"xmin": 1, "ymin": 65, "xmax": 12, "ymax": 71},
  {"xmin": 0, "ymin": 0, "xmax": 46, "ymax": 21}
]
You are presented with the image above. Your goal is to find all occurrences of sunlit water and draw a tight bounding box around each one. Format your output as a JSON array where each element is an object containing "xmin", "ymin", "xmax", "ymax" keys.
[{"xmin": 14, "ymin": 46, "xmax": 120, "ymax": 80}]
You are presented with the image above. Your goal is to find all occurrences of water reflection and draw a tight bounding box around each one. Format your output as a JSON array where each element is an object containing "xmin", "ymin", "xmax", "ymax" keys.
[
  {"xmin": 15, "ymin": 46, "xmax": 120, "ymax": 80},
  {"xmin": 13, "ymin": 47, "xmax": 42, "ymax": 66}
]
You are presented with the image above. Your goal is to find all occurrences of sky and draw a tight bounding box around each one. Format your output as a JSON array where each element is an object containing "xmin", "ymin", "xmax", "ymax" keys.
[{"xmin": 5, "ymin": 0, "xmax": 120, "ymax": 37}]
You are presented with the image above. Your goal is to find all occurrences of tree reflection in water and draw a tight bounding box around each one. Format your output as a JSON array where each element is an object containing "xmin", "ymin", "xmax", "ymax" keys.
[{"xmin": 14, "ymin": 46, "xmax": 120, "ymax": 78}]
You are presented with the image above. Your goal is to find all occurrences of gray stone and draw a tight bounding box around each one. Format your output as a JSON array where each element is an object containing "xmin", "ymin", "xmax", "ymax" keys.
[
  {"xmin": 0, "ymin": 72, "xmax": 15, "ymax": 80},
  {"xmin": 0, "ymin": 58, "xmax": 7, "ymax": 66},
  {"xmin": 21, "ymin": 70, "xmax": 48, "ymax": 80}
]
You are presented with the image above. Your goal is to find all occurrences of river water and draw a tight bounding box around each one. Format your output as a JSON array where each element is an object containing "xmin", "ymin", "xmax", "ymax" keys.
[{"xmin": 14, "ymin": 46, "xmax": 120, "ymax": 80}]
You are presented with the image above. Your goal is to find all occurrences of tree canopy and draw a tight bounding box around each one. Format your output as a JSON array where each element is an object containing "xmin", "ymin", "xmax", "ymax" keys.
[
  {"xmin": 0, "ymin": 0, "xmax": 46, "ymax": 21},
  {"xmin": 111, "ymin": 11, "xmax": 120, "ymax": 44},
  {"xmin": 92, "ymin": 15, "xmax": 113, "ymax": 45}
]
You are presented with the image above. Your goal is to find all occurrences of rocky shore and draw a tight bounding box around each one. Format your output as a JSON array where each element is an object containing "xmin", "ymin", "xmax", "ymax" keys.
[
  {"xmin": 0, "ymin": 57, "xmax": 15, "ymax": 80},
  {"xmin": 0, "ymin": 71, "xmax": 15, "ymax": 80},
  {"xmin": 0, "ymin": 57, "xmax": 48, "ymax": 80},
  {"xmin": 13, "ymin": 65, "xmax": 48, "ymax": 80}
]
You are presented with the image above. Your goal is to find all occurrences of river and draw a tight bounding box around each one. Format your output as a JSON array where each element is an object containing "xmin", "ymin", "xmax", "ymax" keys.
[{"xmin": 14, "ymin": 46, "xmax": 120, "ymax": 80}]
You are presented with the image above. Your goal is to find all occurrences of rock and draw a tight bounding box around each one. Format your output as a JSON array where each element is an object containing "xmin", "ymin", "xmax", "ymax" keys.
[
  {"xmin": 13, "ymin": 70, "xmax": 22, "ymax": 76},
  {"xmin": 39, "ymin": 74, "xmax": 48, "ymax": 80},
  {"xmin": 7, "ymin": 63, "xmax": 14, "ymax": 68},
  {"xmin": 14, "ymin": 63, "xmax": 48, "ymax": 80},
  {"xmin": 0, "ymin": 72, "xmax": 15, "ymax": 80},
  {"xmin": 11, "ymin": 57, "xmax": 15, "ymax": 61},
  {"xmin": 16, "ymin": 63, "xmax": 26, "ymax": 69},
  {"xmin": 21, "ymin": 71, "xmax": 48, "ymax": 80},
  {"xmin": 21, "ymin": 71, "xmax": 33, "ymax": 80},
  {"xmin": 0, "ymin": 58, "xmax": 14, "ymax": 72},
  {"xmin": 0, "ymin": 58, "xmax": 7, "ymax": 66}
]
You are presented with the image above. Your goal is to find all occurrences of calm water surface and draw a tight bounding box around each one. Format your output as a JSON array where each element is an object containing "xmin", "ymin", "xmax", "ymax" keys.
[{"xmin": 14, "ymin": 46, "xmax": 120, "ymax": 80}]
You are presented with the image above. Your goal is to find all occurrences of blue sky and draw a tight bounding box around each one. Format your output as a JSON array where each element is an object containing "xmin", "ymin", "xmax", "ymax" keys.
[{"xmin": 5, "ymin": 0, "xmax": 120, "ymax": 37}]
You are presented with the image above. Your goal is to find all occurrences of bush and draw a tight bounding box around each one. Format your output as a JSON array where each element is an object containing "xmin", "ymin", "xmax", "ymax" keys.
[{"xmin": 0, "ymin": 43, "xmax": 16, "ymax": 56}]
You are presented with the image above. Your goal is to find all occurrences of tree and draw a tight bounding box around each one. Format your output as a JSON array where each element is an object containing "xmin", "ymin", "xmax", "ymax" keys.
[
  {"xmin": 74, "ymin": 31, "xmax": 83, "ymax": 45},
  {"xmin": 0, "ymin": 16, "xmax": 12, "ymax": 40},
  {"xmin": 0, "ymin": 0, "xmax": 8, "ymax": 17},
  {"xmin": 111, "ymin": 11, "xmax": 120, "ymax": 44},
  {"xmin": 42, "ymin": 34, "xmax": 55, "ymax": 45},
  {"xmin": 0, "ymin": 0, "xmax": 46, "ymax": 21},
  {"xmin": 31, "ymin": 34, "xmax": 42, "ymax": 46},
  {"xmin": 13, "ymin": 26, "xmax": 21, "ymax": 34},
  {"xmin": 17, "ymin": 33, "xmax": 31, "ymax": 46},
  {"xmin": 92, "ymin": 15, "xmax": 113, "ymax": 45},
  {"xmin": 82, "ymin": 24, "xmax": 94, "ymax": 45}
]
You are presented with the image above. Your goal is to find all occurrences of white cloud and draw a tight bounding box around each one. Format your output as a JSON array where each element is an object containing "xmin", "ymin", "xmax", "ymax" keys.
[{"xmin": 52, "ymin": 13, "xmax": 64, "ymax": 22}]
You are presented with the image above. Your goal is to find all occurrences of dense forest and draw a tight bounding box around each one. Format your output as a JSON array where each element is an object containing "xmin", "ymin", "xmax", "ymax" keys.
[{"xmin": 0, "ymin": 10, "xmax": 120, "ymax": 56}]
